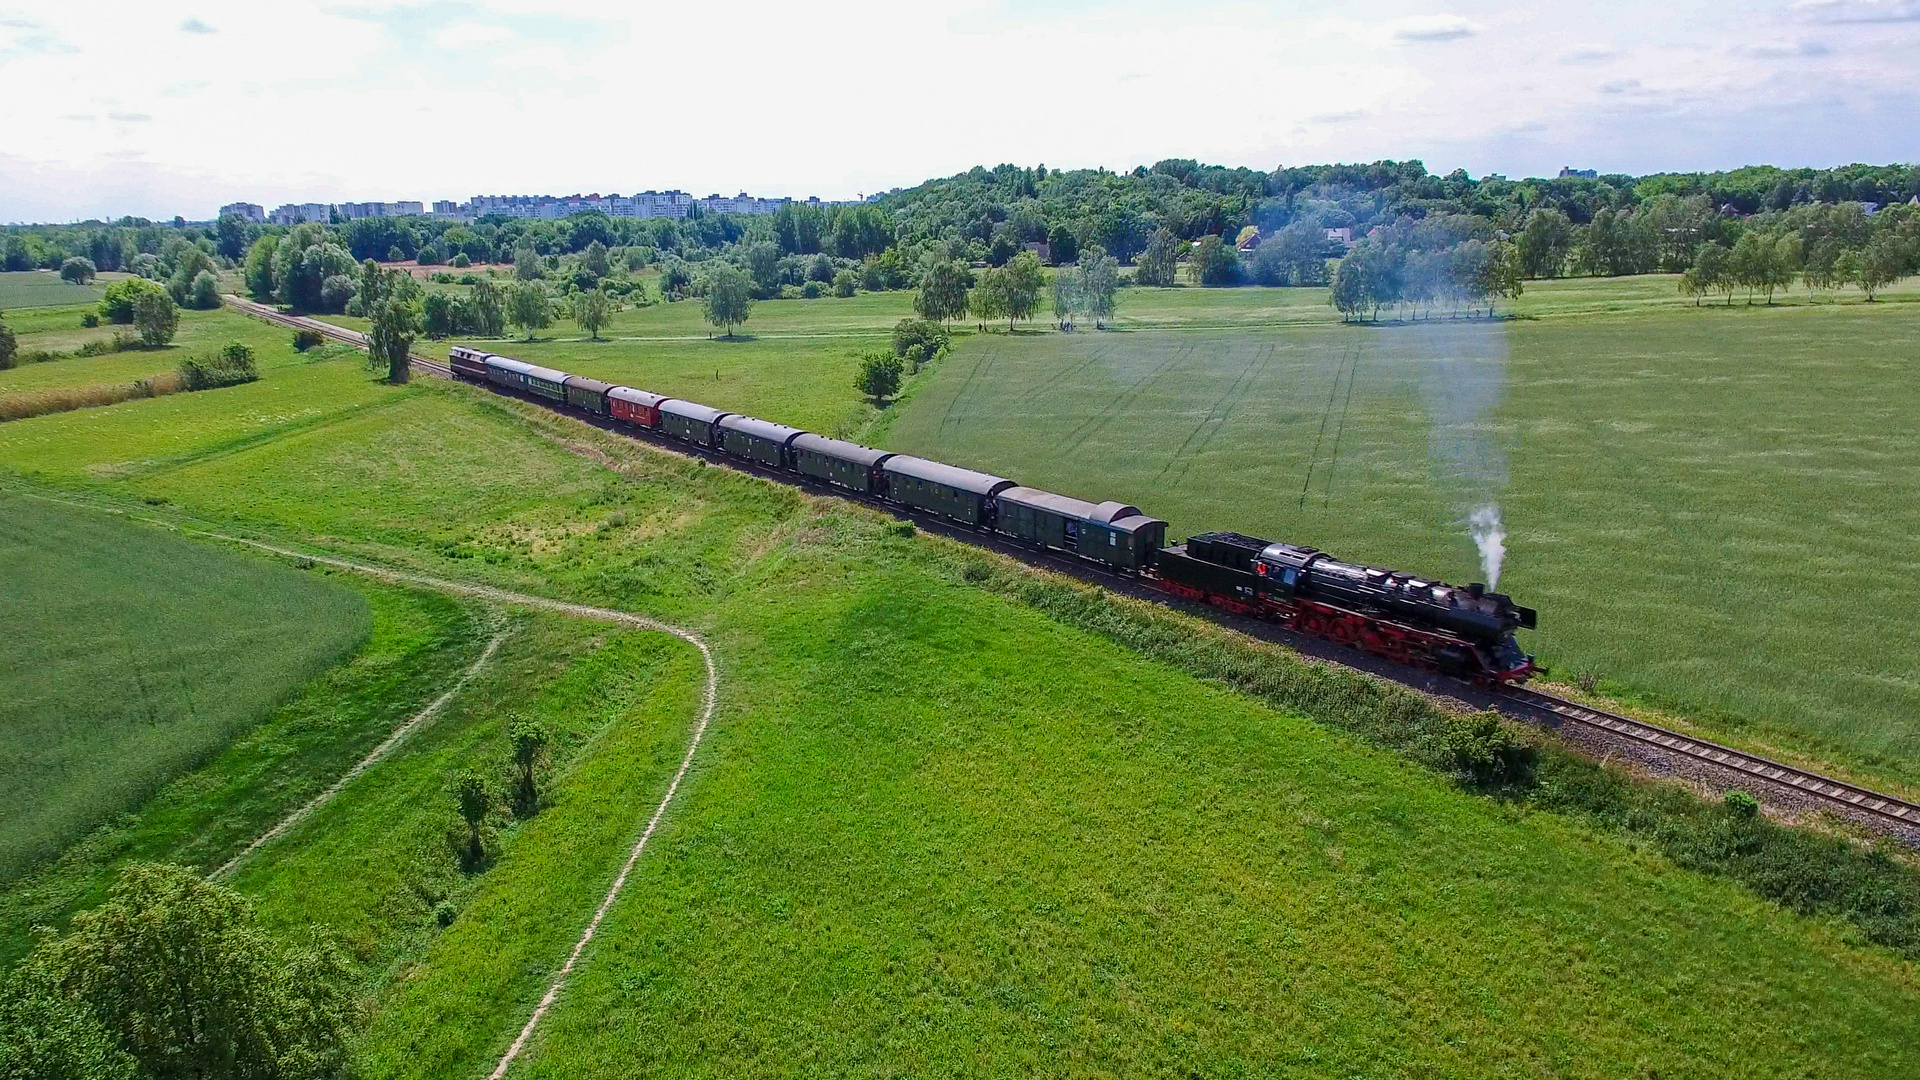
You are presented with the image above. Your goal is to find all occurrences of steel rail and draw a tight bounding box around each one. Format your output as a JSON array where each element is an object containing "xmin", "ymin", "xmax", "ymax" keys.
[{"xmin": 219, "ymin": 299, "xmax": 1920, "ymax": 838}]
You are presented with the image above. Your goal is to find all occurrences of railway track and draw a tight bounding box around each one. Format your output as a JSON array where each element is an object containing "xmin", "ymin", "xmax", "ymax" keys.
[{"xmin": 224, "ymin": 298, "xmax": 1920, "ymax": 842}]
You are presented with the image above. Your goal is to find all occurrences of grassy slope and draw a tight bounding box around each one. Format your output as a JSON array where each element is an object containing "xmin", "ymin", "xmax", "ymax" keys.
[
  {"xmin": 0, "ymin": 304, "xmax": 324, "ymax": 396},
  {"xmin": 4, "ymin": 369, "xmax": 1913, "ymax": 1075},
  {"xmin": 0, "ymin": 493, "xmax": 371, "ymax": 882},
  {"xmin": 884, "ymin": 292, "xmax": 1920, "ymax": 790}
]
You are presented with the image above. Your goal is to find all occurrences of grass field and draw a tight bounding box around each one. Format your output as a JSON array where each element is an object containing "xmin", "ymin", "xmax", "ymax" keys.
[
  {"xmin": 0, "ymin": 270, "xmax": 113, "ymax": 310},
  {"xmin": 5, "ymin": 279, "xmax": 1920, "ymax": 1075},
  {"xmin": 0, "ymin": 493, "xmax": 371, "ymax": 882},
  {"xmin": 884, "ymin": 292, "xmax": 1920, "ymax": 790}
]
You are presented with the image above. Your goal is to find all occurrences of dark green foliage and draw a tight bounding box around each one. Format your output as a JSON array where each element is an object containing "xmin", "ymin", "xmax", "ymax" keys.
[
  {"xmin": 189, "ymin": 269, "xmax": 220, "ymax": 310},
  {"xmin": 508, "ymin": 718, "xmax": 551, "ymax": 817},
  {"xmin": 99, "ymin": 278, "xmax": 166, "ymax": 324},
  {"xmin": 1047, "ymin": 224, "xmax": 1079, "ymax": 265},
  {"xmin": 131, "ymin": 289, "xmax": 177, "ymax": 347},
  {"xmin": 292, "ymin": 328, "xmax": 325, "ymax": 351},
  {"xmin": 1192, "ymin": 234, "xmax": 1239, "ymax": 285},
  {"xmin": 913, "ymin": 258, "xmax": 970, "ymax": 323},
  {"xmin": 1134, "ymin": 227, "xmax": 1180, "ymax": 286},
  {"xmin": 452, "ymin": 771, "xmax": 493, "ymax": 872},
  {"xmin": 890, "ymin": 318, "xmax": 951, "ymax": 369},
  {"xmin": 0, "ymin": 313, "xmax": 13, "ymax": 370},
  {"xmin": 0, "ymin": 976, "xmax": 135, "ymax": 1080},
  {"xmin": 855, "ymin": 351, "xmax": 904, "ymax": 403},
  {"xmin": 177, "ymin": 343, "xmax": 259, "ymax": 391},
  {"xmin": 79, "ymin": 312, "xmax": 98, "ymax": 328},
  {"xmin": 700, "ymin": 264, "xmax": 753, "ymax": 337},
  {"xmin": 58, "ymin": 257, "xmax": 94, "ymax": 286},
  {"xmin": 831, "ymin": 268, "xmax": 857, "ymax": 297},
  {"xmin": 9, "ymin": 864, "xmax": 358, "ymax": 1080}
]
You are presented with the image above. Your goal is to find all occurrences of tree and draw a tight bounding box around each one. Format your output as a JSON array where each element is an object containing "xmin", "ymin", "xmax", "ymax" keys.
[
  {"xmin": 1000, "ymin": 251, "xmax": 1044, "ymax": 329},
  {"xmin": 368, "ymin": 294, "xmax": 420, "ymax": 384},
  {"xmin": 1854, "ymin": 233, "xmax": 1911, "ymax": 300},
  {"xmin": 214, "ymin": 213, "xmax": 248, "ymax": 261},
  {"xmin": 1047, "ymin": 224, "xmax": 1079, "ymax": 266},
  {"xmin": 969, "ymin": 267, "xmax": 1008, "ymax": 328},
  {"xmin": 509, "ymin": 280, "xmax": 552, "ymax": 340},
  {"xmin": 581, "ymin": 240, "xmax": 611, "ymax": 280},
  {"xmin": 1135, "ymin": 227, "xmax": 1180, "ymax": 287},
  {"xmin": 1076, "ymin": 247, "xmax": 1118, "ymax": 328},
  {"xmin": 1485, "ymin": 240, "xmax": 1524, "ymax": 315},
  {"xmin": 855, "ymin": 351, "xmax": 904, "ymax": 403},
  {"xmin": 513, "ymin": 243, "xmax": 542, "ymax": 281},
  {"xmin": 188, "ymin": 269, "xmax": 220, "ymax": 310},
  {"xmin": 132, "ymin": 289, "xmax": 177, "ymax": 347},
  {"xmin": 14, "ymin": 863, "xmax": 356, "ymax": 1080},
  {"xmin": 571, "ymin": 287, "xmax": 613, "ymax": 340},
  {"xmin": 744, "ymin": 241, "xmax": 783, "ymax": 298},
  {"xmin": 59, "ymin": 257, "xmax": 95, "ymax": 286},
  {"xmin": 0, "ymin": 974, "xmax": 136, "ymax": 1080},
  {"xmin": 508, "ymin": 718, "xmax": 551, "ymax": 817},
  {"xmin": 1192, "ymin": 234, "xmax": 1239, "ymax": 285},
  {"xmin": 243, "ymin": 235, "xmax": 278, "ymax": 302},
  {"xmin": 890, "ymin": 318, "xmax": 951, "ymax": 370},
  {"xmin": 469, "ymin": 278, "xmax": 507, "ymax": 337},
  {"xmin": 1052, "ymin": 269, "xmax": 1079, "ymax": 329},
  {"xmin": 831, "ymin": 268, "xmax": 857, "ymax": 297},
  {"xmin": 1329, "ymin": 253, "xmax": 1368, "ymax": 321},
  {"xmin": 0, "ymin": 312, "xmax": 14, "ymax": 370},
  {"xmin": 422, "ymin": 291, "xmax": 456, "ymax": 339},
  {"xmin": 701, "ymin": 264, "xmax": 754, "ymax": 338},
  {"xmin": 1516, "ymin": 208, "xmax": 1573, "ymax": 279},
  {"xmin": 913, "ymin": 258, "xmax": 970, "ymax": 324},
  {"xmin": 453, "ymin": 771, "xmax": 492, "ymax": 871},
  {"xmin": 319, "ymin": 274, "xmax": 355, "ymax": 314}
]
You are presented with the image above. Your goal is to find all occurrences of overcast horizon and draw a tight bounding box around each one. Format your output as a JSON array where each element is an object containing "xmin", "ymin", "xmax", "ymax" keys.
[{"xmin": 3, "ymin": 0, "xmax": 1917, "ymax": 223}]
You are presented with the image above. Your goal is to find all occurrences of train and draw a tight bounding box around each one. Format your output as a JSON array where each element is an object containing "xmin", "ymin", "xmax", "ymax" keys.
[{"xmin": 448, "ymin": 345, "xmax": 1539, "ymax": 683}]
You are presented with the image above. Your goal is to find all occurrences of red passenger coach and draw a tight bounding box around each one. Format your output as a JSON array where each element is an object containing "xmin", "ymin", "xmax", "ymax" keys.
[{"xmin": 608, "ymin": 386, "xmax": 670, "ymax": 430}]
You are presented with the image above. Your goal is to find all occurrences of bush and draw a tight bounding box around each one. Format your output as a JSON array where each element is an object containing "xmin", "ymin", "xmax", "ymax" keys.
[
  {"xmin": 0, "ymin": 314, "xmax": 14, "ymax": 370},
  {"xmin": 176, "ymin": 343, "xmax": 259, "ymax": 391},
  {"xmin": 416, "ymin": 243, "xmax": 443, "ymax": 265},
  {"xmin": 292, "ymin": 328, "xmax": 325, "ymax": 351},
  {"xmin": 832, "ymin": 269, "xmax": 857, "ymax": 297},
  {"xmin": 80, "ymin": 312, "xmax": 99, "ymax": 328},
  {"xmin": 319, "ymin": 274, "xmax": 356, "ymax": 314},
  {"xmin": 189, "ymin": 270, "xmax": 220, "ymax": 310},
  {"xmin": 99, "ymin": 278, "xmax": 166, "ymax": 324},
  {"xmin": 854, "ymin": 351, "xmax": 904, "ymax": 403},
  {"xmin": 800, "ymin": 280, "xmax": 826, "ymax": 299},
  {"xmin": 73, "ymin": 333, "xmax": 134, "ymax": 358},
  {"xmin": 778, "ymin": 284, "xmax": 803, "ymax": 300},
  {"xmin": 131, "ymin": 290, "xmax": 178, "ymax": 347},
  {"xmin": 450, "ymin": 252, "xmax": 472, "ymax": 269},
  {"xmin": 59, "ymin": 256, "xmax": 96, "ymax": 286},
  {"xmin": 890, "ymin": 318, "xmax": 951, "ymax": 370}
]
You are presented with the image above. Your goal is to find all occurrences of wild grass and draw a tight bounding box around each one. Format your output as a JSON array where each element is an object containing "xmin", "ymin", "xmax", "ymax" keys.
[
  {"xmin": 885, "ymin": 299, "xmax": 1920, "ymax": 790},
  {"xmin": 0, "ymin": 494, "xmax": 371, "ymax": 883},
  {"xmin": 0, "ymin": 270, "xmax": 110, "ymax": 309},
  {"xmin": 0, "ymin": 370, "xmax": 185, "ymax": 421}
]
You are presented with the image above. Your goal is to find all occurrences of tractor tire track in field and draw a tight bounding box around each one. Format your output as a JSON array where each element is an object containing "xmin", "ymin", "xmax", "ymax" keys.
[
  {"xmin": 164, "ymin": 529, "xmax": 720, "ymax": 1080},
  {"xmin": 1013, "ymin": 341, "xmax": 1109, "ymax": 410},
  {"xmin": 1156, "ymin": 342, "xmax": 1273, "ymax": 486},
  {"xmin": 1050, "ymin": 341, "xmax": 1196, "ymax": 459},
  {"xmin": 210, "ymin": 620, "xmax": 512, "ymax": 881},
  {"xmin": 938, "ymin": 347, "xmax": 995, "ymax": 434}
]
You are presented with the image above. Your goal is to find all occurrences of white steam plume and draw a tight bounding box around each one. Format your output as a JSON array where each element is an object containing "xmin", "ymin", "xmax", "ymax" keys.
[{"xmin": 1469, "ymin": 505, "xmax": 1506, "ymax": 590}]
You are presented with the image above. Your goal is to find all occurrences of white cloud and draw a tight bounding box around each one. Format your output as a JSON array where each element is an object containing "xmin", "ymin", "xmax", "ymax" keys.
[
  {"xmin": 1561, "ymin": 44, "xmax": 1617, "ymax": 64},
  {"xmin": 1390, "ymin": 14, "xmax": 1481, "ymax": 42},
  {"xmin": 1736, "ymin": 39, "xmax": 1833, "ymax": 57},
  {"xmin": 1794, "ymin": 0, "xmax": 1920, "ymax": 22},
  {"xmin": 179, "ymin": 17, "xmax": 216, "ymax": 34},
  {"xmin": 434, "ymin": 22, "xmax": 513, "ymax": 49}
]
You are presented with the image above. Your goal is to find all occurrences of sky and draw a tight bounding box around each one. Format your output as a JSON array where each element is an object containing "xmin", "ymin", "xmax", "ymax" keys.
[{"xmin": 1, "ymin": 0, "xmax": 1916, "ymax": 222}]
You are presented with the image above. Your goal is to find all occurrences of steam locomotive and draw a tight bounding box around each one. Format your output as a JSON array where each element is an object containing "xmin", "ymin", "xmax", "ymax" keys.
[{"xmin": 449, "ymin": 345, "xmax": 1538, "ymax": 683}]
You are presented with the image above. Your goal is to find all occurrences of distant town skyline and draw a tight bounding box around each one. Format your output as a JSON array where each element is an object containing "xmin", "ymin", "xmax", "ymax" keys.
[{"xmin": 3, "ymin": 0, "xmax": 1917, "ymax": 223}]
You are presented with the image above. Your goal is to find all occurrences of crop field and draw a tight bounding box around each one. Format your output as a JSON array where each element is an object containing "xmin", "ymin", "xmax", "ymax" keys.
[
  {"xmin": 0, "ymin": 304, "xmax": 311, "ymax": 398},
  {"xmin": 0, "ymin": 269, "xmax": 111, "ymax": 309},
  {"xmin": 0, "ymin": 492, "xmax": 370, "ymax": 882},
  {"xmin": 3, "ymin": 354, "xmax": 1918, "ymax": 1076},
  {"xmin": 886, "ymin": 294, "xmax": 1920, "ymax": 790}
]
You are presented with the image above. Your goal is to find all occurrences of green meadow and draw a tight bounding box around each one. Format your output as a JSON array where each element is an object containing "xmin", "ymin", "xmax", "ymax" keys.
[{"xmin": 0, "ymin": 269, "xmax": 110, "ymax": 309}]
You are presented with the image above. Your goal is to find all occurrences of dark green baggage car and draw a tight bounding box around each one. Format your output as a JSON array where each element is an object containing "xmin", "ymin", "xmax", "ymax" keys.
[
  {"xmin": 792, "ymin": 434, "xmax": 893, "ymax": 494},
  {"xmin": 563, "ymin": 375, "xmax": 614, "ymax": 415},
  {"xmin": 996, "ymin": 486, "xmax": 1167, "ymax": 571},
  {"xmin": 658, "ymin": 399, "xmax": 731, "ymax": 447}
]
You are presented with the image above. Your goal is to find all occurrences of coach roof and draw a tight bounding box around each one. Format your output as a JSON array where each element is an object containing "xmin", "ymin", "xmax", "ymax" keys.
[
  {"xmin": 881, "ymin": 455, "xmax": 1016, "ymax": 496},
  {"xmin": 608, "ymin": 386, "xmax": 670, "ymax": 408},
  {"xmin": 563, "ymin": 375, "xmax": 615, "ymax": 395},
  {"xmin": 658, "ymin": 399, "xmax": 730, "ymax": 425},
  {"xmin": 718, "ymin": 414, "xmax": 807, "ymax": 445},
  {"xmin": 997, "ymin": 486, "xmax": 1100, "ymax": 520},
  {"xmin": 790, "ymin": 433, "xmax": 893, "ymax": 467}
]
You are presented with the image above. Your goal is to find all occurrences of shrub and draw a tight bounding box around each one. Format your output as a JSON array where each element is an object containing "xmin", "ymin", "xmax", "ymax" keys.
[
  {"xmin": 73, "ymin": 333, "xmax": 134, "ymax": 358},
  {"xmin": 131, "ymin": 290, "xmax": 178, "ymax": 347},
  {"xmin": 0, "ymin": 313, "xmax": 14, "ymax": 370},
  {"xmin": 854, "ymin": 351, "xmax": 904, "ymax": 403},
  {"xmin": 80, "ymin": 312, "xmax": 99, "ymax": 328},
  {"xmin": 800, "ymin": 280, "xmax": 826, "ymax": 299},
  {"xmin": 177, "ymin": 343, "xmax": 259, "ymax": 391},
  {"xmin": 189, "ymin": 269, "xmax": 220, "ymax": 310},
  {"xmin": 99, "ymin": 278, "xmax": 166, "ymax": 324},
  {"xmin": 319, "ymin": 274, "xmax": 356, "ymax": 314},
  {"xmin": 292, "ymin": 328, "xmax": 325, "ymax": 351},
  {"xmin": 450, "ymin": 252, "xmax": 471, "ymax": 268},
  {"xmin": 416, "ymin": 243, "xmax": 443, "ymax": 265},
  {"xmin": 59, "ymin": 256, "xmax": 96, "ymax": 285},
  {"xmin": 891, "ymin": 318, "xmax": 951, "ymax": 370},
  {"xmin": 778, "ymin": 284, "xmax": 803, "ymax": 300}
]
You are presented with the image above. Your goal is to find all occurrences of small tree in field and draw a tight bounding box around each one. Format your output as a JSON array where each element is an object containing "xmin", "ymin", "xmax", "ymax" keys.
[
  {"xmin": 1001, "ymin": 251, "xmax": 1044, "ymax": 329},
  {"xmin": 913, "ymin": 258, "xmax": 970, "ymax": 324},
  {"xmin": 509, "ymin": 719, "xmax": 551, "ymax": 817},
  {"xmin": 368, "ymin": 295, "xmax": 420, "ymax": 384},
  {"xmin": 701, "ymin": 264, "xmax": 754, "ymax": 338},
  {"xmin": 571, "ymin": 287, "xmax": 613, "ymax": 340},
  {"xmin": 60, "ymin": 257, "xmax": 96, "ymax": 286},
  {"xmin": 132, "ymin": 289, "xmax": 177, "ymax": 347},
  {"xmin": 453, "ymin": 771, "xmax": 492, "ymax": 871},
  {"xmin": 509, "ymin": 280, "xmax": 551, "ymax": 340},
  {"xmin": 855, "ymin": 351, "xmax": 903, "ymax": 404}
]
